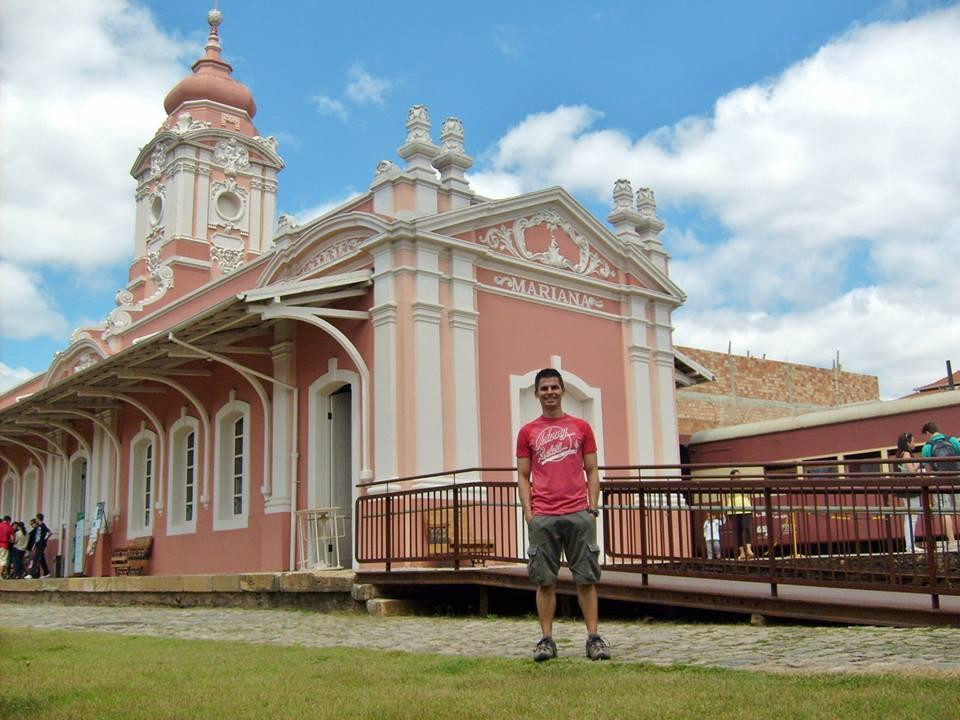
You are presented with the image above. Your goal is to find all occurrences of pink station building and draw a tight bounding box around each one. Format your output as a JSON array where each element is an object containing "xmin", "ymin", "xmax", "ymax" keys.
[{"xmin": 0, "ymin": 10, "xmax": 705, "ymax": 577}]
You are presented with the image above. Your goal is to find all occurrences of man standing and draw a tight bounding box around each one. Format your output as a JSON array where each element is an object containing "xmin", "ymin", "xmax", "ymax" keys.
[
  {"xmin": 517, "ymin": 368, "xmax": 610, "ymax": 662},
  {"xmin": 0, "ymin": 515, "xmax": 13, "ymax": 579},
  {"xmin": 921, "ymin": 421, "xmax": 960, "ymax": 552},
  {"xmin": 32, "ymin": 513, "xmax": 52, "ymax": 578}
]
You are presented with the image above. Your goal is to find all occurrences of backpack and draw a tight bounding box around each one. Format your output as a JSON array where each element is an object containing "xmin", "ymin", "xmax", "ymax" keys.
[{"xmin": 929, "ymin": 436, "xmax": 960, "ymax": 473}]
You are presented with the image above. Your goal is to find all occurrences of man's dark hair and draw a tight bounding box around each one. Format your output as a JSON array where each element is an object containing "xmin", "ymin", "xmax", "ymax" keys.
[
  {"xmin": 36, "ymin": 513, "xmax": 44, "ymax": 521},
  {"xmin": 2, "ymin": 516, "xmax": 10, "ymax": 522},
  {"xmin": 729, "ymin": 469, "xmax": 741, "ymax": 477},
  {"xmin": 922, "ymin": 421, "xmax": 940, "ymax": 435},
  {"xmin": 534, "ymin": 368, "xmax": 564, "ymax": 391}
]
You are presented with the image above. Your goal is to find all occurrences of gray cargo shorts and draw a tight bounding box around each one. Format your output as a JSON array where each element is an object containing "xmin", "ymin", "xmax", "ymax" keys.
[{"xmin": 527, "ymin": 510, "xmax": 601, "ymax": 586}]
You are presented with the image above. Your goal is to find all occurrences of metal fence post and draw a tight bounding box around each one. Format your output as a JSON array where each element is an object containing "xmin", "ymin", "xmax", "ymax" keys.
[
  {"xmin": 385, "ymin": 495, "xmax": 393, "ymax": 573},
  {"xmin": 920, "ymin": 485, "xmax": 939, "ymax": 609},
  {"xmin": 764, "ymin": 486, "xmax": 778, "ymax": 598},
  {"xmin": 453, "ymin": 484, "xmax": 462, "ymax": 571}
]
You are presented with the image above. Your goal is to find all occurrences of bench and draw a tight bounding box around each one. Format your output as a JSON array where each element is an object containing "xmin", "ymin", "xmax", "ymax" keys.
[
  {"xmin": 426, "ymin": 509, "xmax": 494, "ymax": 566},
  {"xmin": 111, "ymin": 537, "xmax": 153, "ymax": 576}
]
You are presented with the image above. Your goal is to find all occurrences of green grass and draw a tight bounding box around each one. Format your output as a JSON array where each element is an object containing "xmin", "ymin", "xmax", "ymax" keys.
[{"xmin": 0, "ymin": 628, "xmax": 956, "ymax": 720}]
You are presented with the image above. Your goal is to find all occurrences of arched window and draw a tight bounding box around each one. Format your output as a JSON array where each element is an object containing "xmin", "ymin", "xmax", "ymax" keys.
[
  {"xmin": 21, "ymin": 465, "xmax": 39, "ymax": 520},
  {"xmin": 213, "ymin": 398, "xmax": 250, "ymax": 531},
  {"xmin": 127, "ymin": 429, "xmax": 157, "ymax": 538},
  {"xmin": 167, "ymin": 415, "xmax": 200, "ymax": 535},
  {"xmin": 1, "ymin": 472, "xmax": 16, "ymax": 518}
]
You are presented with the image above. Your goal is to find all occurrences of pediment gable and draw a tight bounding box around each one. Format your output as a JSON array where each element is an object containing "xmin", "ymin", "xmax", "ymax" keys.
[
  {"xmin": 44, "ymin": 336, "xmax": 110, "ymax": 389},
  {"xmin": 257, "ymin": 211, "xmax": 387, "ymax": 287},
  {"xmin": 421, "ymin": 187, "xmax": 683, "ymax": 300}
]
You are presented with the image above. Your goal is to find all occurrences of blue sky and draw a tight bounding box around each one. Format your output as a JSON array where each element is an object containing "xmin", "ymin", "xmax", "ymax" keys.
[{"xmin": 1, "ymin": 0, "xmax": 958, "ymax": 398}]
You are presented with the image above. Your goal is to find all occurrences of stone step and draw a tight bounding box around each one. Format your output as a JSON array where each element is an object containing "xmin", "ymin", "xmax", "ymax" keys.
[
  {"xmin": 351, "ymin": 583, "xmax": 380, "ymax": 602},
  {"xmin": 366, "ymin": 597, "xmax": 417, "ymax": 617}
]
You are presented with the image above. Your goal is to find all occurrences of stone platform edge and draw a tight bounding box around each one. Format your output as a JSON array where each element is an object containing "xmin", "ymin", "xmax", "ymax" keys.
[{"xmin": 0, "ymin": 570, "xmax": 356, "ymax": 595}]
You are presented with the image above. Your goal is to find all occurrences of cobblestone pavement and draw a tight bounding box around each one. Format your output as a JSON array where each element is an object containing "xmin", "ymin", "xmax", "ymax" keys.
[{"xmin": 2, "ymin": 603, "xmax": 959, "ymax": 675}]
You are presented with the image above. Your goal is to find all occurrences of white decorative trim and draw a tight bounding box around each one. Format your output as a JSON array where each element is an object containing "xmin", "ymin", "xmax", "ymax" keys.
[
  {"xmin": 209, "ymin": 177, "xmax": 249, "ymax": 231},
  {"xmin": 210, "ymin": 244, "xmax": 244, "ymax": 274},
  {"xmin": 149, "ymin": 142, "xmax": 167, "ymax": 179},
  {"xmin": 483, "ymin": 209, "xmax": 613, "ymax": 279},
  {"xmin": 103, "ymin": 253, "xmax": 175, "ymax": 339},
  {"xmin": 172, "ymin": 112, "xmax": 212, "ymax": 135},
  {"xmin": 166, "ymin": 415, "xmax": 200, "ymax": 536},
  {"xmin": 213, "ymin": 399, "xmax": 251, "ymax": 532},
  {"xmin": 307, "ymin": 363, "xmax": 361, "ymax": 512},
  {"xmin": 213, "ymin": 138, "xmax": 250, "ymax": 176},
  {"xmin": 492, "ymin": 273, "xmax": 605, "ymax": 310},
  {"xmin": 126, "ymin": 428, "xmax": 157, "ymax": 540},
  {"xmin": 276, "ymin": 237, "xmax": 364, "ymax": 282}
]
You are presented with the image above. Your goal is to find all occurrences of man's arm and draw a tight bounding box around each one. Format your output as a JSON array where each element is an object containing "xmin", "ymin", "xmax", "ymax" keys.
[
  {"xmin": 584, "ymin": 451, "xmax": 600, "ymax": 513},
  {"xmin": 517, "ymin": 457, "xmax": 533, "ymax": 524}
]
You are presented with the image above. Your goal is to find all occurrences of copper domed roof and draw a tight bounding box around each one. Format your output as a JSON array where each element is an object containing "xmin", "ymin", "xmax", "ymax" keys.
[{"xmin": 163, "ymin": 9, "xmax": 256, "ymax": 118}]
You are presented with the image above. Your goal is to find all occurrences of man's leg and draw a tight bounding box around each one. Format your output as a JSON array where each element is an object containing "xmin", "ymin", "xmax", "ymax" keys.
[
  {"xmin": 576, "ymin": 583, "xmax": 599, "ymax": 635},
  {"xmin": 536, "ymin": 584, "xmax": 557, "ymax": 638}
]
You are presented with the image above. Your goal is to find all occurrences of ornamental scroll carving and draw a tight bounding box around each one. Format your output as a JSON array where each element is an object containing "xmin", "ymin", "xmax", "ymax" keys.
[
  {"xmin": 482, "ymin": 209, "xmax": 614, "ymax": 279},
  {"xmin": 277, "ymin": 237, "xmax": 364, "ymax": 282},
  {"xmin": 150, "ymin": 142, "xmax": 167, "ymax": 179},
  {"xmin": 210, "ymin": 245, "xmax": 244, "ymax": 275},
  {"xmin": 213, "ymin": 138, "xmax": 250, "ymax": 176},
  {"xmin": 102, "ymin": 255, "xmax": 175, "ymax": 339}
]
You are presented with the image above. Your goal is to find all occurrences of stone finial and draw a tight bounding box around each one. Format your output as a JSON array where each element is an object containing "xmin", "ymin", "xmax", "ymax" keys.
[
  {"xmin": 636, "ymin": 187, "xmax": 657, "ymax": 218},
  {"xmin": 440, "ymin": 117, "xmax": 465, "ymax": 153},
  {"xmin": 375, "ymin": 159, "xmax": 396, "ymax": 175},
  {"xmin": 613, "ymin": 178, "xmax": 633, "ymax": 209},
  {"xmin": 405, "ymin": 104, "xmax": 432, "ymax": 144}
]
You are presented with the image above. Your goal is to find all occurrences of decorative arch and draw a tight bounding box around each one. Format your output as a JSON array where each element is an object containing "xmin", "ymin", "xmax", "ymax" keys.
[
  {"xmin": 256, "ymin": 212, "xmax": 387, "ymax": 287},
  {"xmin": 307, "ymin": 360, "xmax": 361, "ymax": 512},
  {"xmin": 509, "ymin": 356, "xmax": 606, "ymax": 466},
  {"xmin": 213, "ymin": 395, "xmax": 251, "ymax": 531},
  {"xmin": 43, "ymin": 337, "xmax": 109, "ymax": 388}
]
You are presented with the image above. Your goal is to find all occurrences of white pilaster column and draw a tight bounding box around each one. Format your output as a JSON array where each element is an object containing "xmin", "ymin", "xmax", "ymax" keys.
[
  {"xmin": 449, "ymin": 250, "xmax": 480, "ymax": 472},
  {"xmin": 413, "ymin": 242, "xmax": 444, "ymax": 474},
  {"xmin": 248, "ymin": 177, "xmax": 264, "ymax": 254},
  {"xmin": 266, "ymin": 331, "xmax": 294, "ymax": 513},
  {"xmin": 171, "ymin": 153, "xmax": 196, "ymax": 239},
  {"xmin": 652, "ymin": 301, "xmax": 680, "ymax": 465},
  {"xmin": 261, "ymin": 173, "xmax": 278, "ymax": 253},
  {"xmin": 195, "ymin": 166, "xmax": 212, "ymax": 241},
  {"xmin": 371, "ymin": 244, "xmax": 398, "ymax": 479}
]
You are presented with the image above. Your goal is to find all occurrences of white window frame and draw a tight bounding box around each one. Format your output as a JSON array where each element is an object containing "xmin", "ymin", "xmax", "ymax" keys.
[
  {"xmin": 127, "ymin": 428, "xmax": 157, "ymax": 539},
  {"xmin": 213, "ymin": 399, "xmax": 250, "ymax": 531},
  {"xmin": 167, "ymin": 415, "xmax": 200, "ymax": 535},
  {"xmin": 1, "ymin": 471, "xmax": 16, "ymax": 519},
  {"xmin": 21, "ymin": 465, "xmax": 39, "ymax": 520}
]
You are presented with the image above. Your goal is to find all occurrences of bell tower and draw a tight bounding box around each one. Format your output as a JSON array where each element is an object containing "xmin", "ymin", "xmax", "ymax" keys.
[{"xmin": 107, "ymin": 8, "xmax": 283, "ymax": 338}]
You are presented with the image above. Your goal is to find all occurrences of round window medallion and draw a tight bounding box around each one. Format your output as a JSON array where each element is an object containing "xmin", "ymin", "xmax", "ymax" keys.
[
  {"xmin": 149, "ymin": 195, "xmax": 164, "ymax": 225},
  {"xmin": 216, "ymin": 191, "xmax": 243, "ymax": 221}
]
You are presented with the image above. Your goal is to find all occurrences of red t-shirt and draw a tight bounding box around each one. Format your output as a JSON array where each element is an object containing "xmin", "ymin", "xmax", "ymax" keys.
[
  {"xmin": 516, "ymin": 413, "xmax": 597, "ymax": 516},
  {"xmin": 0, "ymin": 521, "xmax": 13, "ymax": 549}
]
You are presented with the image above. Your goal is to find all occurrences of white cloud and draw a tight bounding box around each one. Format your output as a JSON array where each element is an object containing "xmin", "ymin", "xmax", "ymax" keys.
[
  {"xmin": 0, "ymin": 262, "xmax": 68, "ymax": 340},
  {"xmin": 309, "ymin": 94, "xmax": 349, "ymax": 121},
  {"xmin": 289, "ymin": 188, "xmax": 362, "ymax": 225},
  {"xmin": 471, "ymin": 6, "xmax": 960, "ymax": 397},
  {"xmin": 0, "ymin": 0, "xmax": 194, "ymax": 269},
  {"xmin": 0, "ymin": 362, "xmax": 36, "ymax": 395},
  {"xmin": 345, "ymin": 64, "xmax": 391, "ymax": 106},
  {"xmin": 493, "ymin": 25, "xmax": 520, "ymax": 57}
]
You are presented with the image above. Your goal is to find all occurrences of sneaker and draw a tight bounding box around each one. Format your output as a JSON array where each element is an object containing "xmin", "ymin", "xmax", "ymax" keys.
[
  {"xmin": 533, "ymin": 636, "xmax": 558, "ymax": 662},
  {"xmin": 585, "ymin": 634, "xmax": 611, "ymax": 661},
  {"xmin": 41, "ymin": 574, "xmax": 50, "ymax": 578}
]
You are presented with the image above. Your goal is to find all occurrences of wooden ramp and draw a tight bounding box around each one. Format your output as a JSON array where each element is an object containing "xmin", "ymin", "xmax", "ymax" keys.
[{"xmin": 358, "ymin": 566, "xmax": 960, "ymax": 627}]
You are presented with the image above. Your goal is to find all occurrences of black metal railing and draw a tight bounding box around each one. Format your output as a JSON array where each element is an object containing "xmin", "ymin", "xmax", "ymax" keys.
[{"xmin": 355, "ymin": 460, "xmax": 960, "ymax": 606}]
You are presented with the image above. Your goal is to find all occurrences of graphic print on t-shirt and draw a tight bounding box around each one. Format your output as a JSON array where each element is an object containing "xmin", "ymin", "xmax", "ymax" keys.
[{"xmin": 534, "ymin": 425, "xmax": 582, "ymax": 465}]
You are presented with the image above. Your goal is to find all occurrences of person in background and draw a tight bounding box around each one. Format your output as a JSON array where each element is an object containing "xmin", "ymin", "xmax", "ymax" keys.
[
  {"xmin": 10, "ymin": 521, "xmax": 28, "ymax": 578},
  {"xmin": 703, "ymin": 512, "xmax": 723, "ymax": 560},
  {"xmin": 727, "ymin": 470, "xmax": 755, "ymax": 560},
  {"xmin": 921, "ymin": 421, "xmax": 960, "ymax": 552},
  {"xmin": 0, "ymin": 515, "xmax": 13, "ymax": 579},
  {"xmin": 30, "ymin": 513, "xmax": 52, "ymax": 578},
  {"xmin": 894, "ymin": 432, "xmax": 923, "ymax": 553}
]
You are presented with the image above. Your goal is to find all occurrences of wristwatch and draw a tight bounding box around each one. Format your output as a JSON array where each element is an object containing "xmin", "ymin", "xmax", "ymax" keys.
[{"xmin": 587, "ymin": 507, "xmax": 600, "ymax": 517}]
